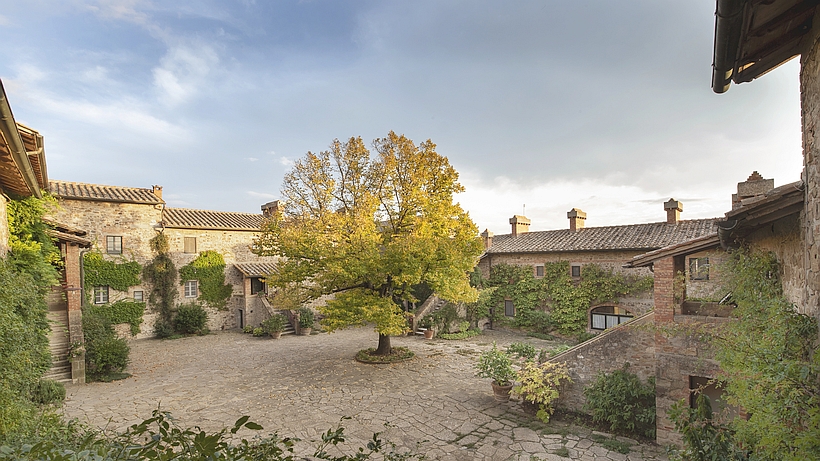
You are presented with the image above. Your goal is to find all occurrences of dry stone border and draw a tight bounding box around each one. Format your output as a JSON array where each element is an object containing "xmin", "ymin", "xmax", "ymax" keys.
[{"xmin": 62, "ymin": 327, "xmax": 667, "ymax": 460}]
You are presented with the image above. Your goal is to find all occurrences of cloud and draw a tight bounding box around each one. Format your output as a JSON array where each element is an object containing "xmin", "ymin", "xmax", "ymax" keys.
[
  {"xmin": 245, "ymin": 157, "xmax": 258, "ymax": 162},
  {"xmin": 83, "ymin": 0, "xmax": 153, "ymax": 26},
  {"xmin": 152, "ymin": 42, "xmax": 220, "ymax": 106},
  {"xmin": 279, "ymin": 156, "xmax": 294, "ymax": 167},
  {"xmin": 247, "ymin": 190, "xmax": 276, "ymax": 200},
  {"xmin": 0, "ymin": 14, "xmax": 10, "ymax": 26}
]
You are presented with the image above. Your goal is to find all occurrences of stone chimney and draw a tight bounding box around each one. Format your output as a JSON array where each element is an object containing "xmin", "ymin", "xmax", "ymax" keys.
[
  {"xmin": 261, "ymin": 200, "xmax": 280, "ymax": 217},
  {"xmin": 567, "ymin": 208, "xmax": 586, "ymax": 231},
  {"xmin": 509, "ymin": 215, "xmax": 531, "ymax": 237},
  {"xmin": 732, "ymin": 171, "xmax": 775, "ymax": 209},
  {"xmin": 151, "ymin": 185, "xmax": 163, "ymax": 200},
  {"xmin": 664, "ymin": 199, "xmax": 683, "ymax": 224},
  {"xmin": 481, "ymin": 229, "xmax": 494, "ymax": 249}
]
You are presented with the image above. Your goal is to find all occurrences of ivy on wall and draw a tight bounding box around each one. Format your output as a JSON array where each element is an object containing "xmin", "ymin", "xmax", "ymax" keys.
[
  {"xmin": 142, "ymin": 232, "xmax": 177, "ymax": 330},
  {"xmin": 179, "ymin": 250, "xmax": 232, "ymax": 309},
  {"xmin": 84, "ymin": 300, "xmax": 146, "ymax": 336},
  {"xmin": 7, "ymin": 194, "xmax": 61, "ymax": 293},
  {"xmin": 83, "ymin": 252, "xmax": 141, "ymax": 295},
  {"xmin": 480, "ymin": 262, "xmax": 653, "ymax": 334}
]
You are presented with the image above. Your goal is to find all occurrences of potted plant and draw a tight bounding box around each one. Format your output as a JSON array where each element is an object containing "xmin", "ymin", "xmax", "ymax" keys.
[
  {"xmin": 512, "ymin": 361, "xmax": 572, "ymax": 423},
  {"xmin": 298, "ymin": 307, "xmax": 314, "ymax": 335},
  {"xmin": 261, "ymin": 314, "xmax": 287, "ymax": 339},
  {"xmin": 475, "ymin": 343, "xmax": 517, "ymax": 401},
  {"xmin": 418, "ymin": 315, "xmax": 434, "ymax": 339}
]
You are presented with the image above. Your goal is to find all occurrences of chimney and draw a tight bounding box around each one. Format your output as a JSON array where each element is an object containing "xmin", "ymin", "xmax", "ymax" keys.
[
  {"xmin": 732, "ymin": 171, "xmax": 774, "ymax": 209},
  {"xmin": 509, "ymin": 215, "xmax": 531, "ymax": 237},
  {"xmin": 567, "ymin": 208, "xmax": 586, "ymax": 231},
  {"xmin": 151, "ymin": 185, "xmax": 163, "ymax": 200},
  {"xmin": 481, "ymin": 229, "xmax": 494, "ymax": 249},
  {"xmin": 664, "ymin": 199, "xmax": 683, "ymax": 224},
  {"xmin": 261, "ymin": 200, "xmax": 280, "ymax": 217}
]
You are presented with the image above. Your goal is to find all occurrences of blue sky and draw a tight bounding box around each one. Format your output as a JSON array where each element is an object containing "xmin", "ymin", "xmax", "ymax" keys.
[{"xmin": 0, "ymin": 0, "xmax": 804, "ymax": 234}]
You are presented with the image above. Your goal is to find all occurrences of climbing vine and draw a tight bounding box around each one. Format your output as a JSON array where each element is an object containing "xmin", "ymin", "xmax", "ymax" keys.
[
  {"xmin": 6, "ymin": 194, "xmax": 60, "ymax": 293},
  {"xmin": 82, "ymin": 252, "xmax": 141, "ymax": 300},
  {"xmin": 481, "ymin": 262, "xmax": 653, "ymax": 334},
  {"xmin": 179, "ymin": 250, "xmax": 232, "ymax": 309},
  {"xmin": 142, "ymin": 233, "xmax": 177, "ymax": 334},
  {"xmin": 84, "ymin": 300, "xmax": 146, "ymax": 336},
  {"xmin": 707, "ymin": 249, "xmax": 820, "ymax": 460}
]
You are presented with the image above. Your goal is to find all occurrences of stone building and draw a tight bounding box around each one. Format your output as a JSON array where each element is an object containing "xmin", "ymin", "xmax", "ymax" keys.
[
  {"xmin": 47, "ymin": 180, "xmax": 280, "ymax": 338},
  {"xmin": 477, "ymin": 200, "xmax": 717, "ymax": 330},
  {"xmin": 549, "ymin": 173, "xmax": 802, "ymax": 446}
]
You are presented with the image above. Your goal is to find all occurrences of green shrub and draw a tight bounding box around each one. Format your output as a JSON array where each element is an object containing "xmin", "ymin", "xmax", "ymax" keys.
[
  {"xmin": 173, "ymin": 303, "xmax": 208, "ymax": 335},
  {"xmin": 506, "ymin": 342, "xmax": 537, "ymax": 360},
  {"xmin": 438, "ymin": 329, "xmax": 480, "ymax": 340},
  {"xmin": 298, "ymin": 307, "xmax": 314, "ymax": 329},
  {"xmin": 262, "ymin": 314, "xmax": 287, "ymax": 334},
  {"xmin": 668, "ymin": 394, "xmax": 746, "ymax": 461},
  {"xmin": 29, "ymin": 379, "xmax": 65, "ymax": 406},
  {"xmin": 243, "ymin": 325, "xmax": 254, "ymax": 334},
  {"xmin": 83, "ymin": 312, "xmax": 129, "ymax": 380},
  {"xmin": 583, "ymin": 364, "xmax": 656, "ymax": 439},
  {"xmin": 575, "ymin": 331, "xmax": 597, "ymax": 343},
  {"xmin": 252, "ymin": 327, "xmax": 265, "ymax": 337},
  {"xmin": 152, "ymin": 318, "xmax": 174, "ymax": 339}
]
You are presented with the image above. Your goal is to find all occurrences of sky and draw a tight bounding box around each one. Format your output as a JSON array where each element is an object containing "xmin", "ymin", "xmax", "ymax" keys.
[{"xmin": 0, "ymin": 0, "xmax": 805, "ymax": 235}]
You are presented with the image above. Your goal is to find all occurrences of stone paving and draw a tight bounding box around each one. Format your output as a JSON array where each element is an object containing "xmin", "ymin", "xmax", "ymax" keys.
[{"xmin": 62, "ymin": 327, "xmax": 668, "ymax": 460}]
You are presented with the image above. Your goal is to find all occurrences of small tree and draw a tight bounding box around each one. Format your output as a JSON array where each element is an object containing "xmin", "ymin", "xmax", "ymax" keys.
[
  {"xmin": 254, "ymin": 132, "xmax": 482, "ymax": 355},
  {"xmin": 143, "ymin": 233, "xmax": 177, "ymax": 335}
]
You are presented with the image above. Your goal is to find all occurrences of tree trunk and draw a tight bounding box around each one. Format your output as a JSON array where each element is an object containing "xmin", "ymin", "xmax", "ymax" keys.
[{"xmin": 374, "ymin": 333, "xmax": 392, "ymax": 355}]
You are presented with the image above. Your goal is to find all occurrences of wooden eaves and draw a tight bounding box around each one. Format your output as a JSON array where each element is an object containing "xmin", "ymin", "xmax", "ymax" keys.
[{"xmin": 712, "ymin": 0, "xmax": 820, "ymax": 93}]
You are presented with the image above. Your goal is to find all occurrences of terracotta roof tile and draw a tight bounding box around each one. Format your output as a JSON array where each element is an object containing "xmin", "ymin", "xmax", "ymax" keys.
[
  {"xmin": 163, "ymin": 208, "xmax": 263, "ymax": 231},
  {"xmin": 49, "ymin": 180, "xmax": 164, "ymax": 205},
  {"xmin": 234, "ymin": 262, "xmax": 278, "ymax": 277},
  {"xmin": 485, "ymin": 218, "xmax": 718, "ymax": 254}
]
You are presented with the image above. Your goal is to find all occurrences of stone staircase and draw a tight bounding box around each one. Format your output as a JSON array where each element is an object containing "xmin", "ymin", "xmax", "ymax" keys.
[
  {"xmin": 414, "ymin": 296, "xmax": 447, "ymax": 336},
  {"xmin": 44, "ymin": 310, "xmax": 72, "ymax": 382}
]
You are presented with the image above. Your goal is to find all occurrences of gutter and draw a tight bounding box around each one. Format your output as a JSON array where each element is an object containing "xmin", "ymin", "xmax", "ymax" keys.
[
  {"xmin": 712, "ymin": 0, "xmax": 746, "ymax": 93},
  {"xmin": 0, "ymin": 80, "xmax": 42, "ymax": 198}
]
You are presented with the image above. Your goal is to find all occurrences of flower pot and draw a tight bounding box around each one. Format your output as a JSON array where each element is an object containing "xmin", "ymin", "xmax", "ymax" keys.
[
  {"xmin": 300, "ymin": 327, "xmax": 312, "ymax": 336},
  {"xmin": 491, "ymin": 382, "xmax": 514, "ymax": 402},
  {"xmin": 423, "ymin": 329, "xmax": 434, "ymax": 339},
  {"xmin": 269, "ymin": 331, "xmax": 282, "ymax": 339}
]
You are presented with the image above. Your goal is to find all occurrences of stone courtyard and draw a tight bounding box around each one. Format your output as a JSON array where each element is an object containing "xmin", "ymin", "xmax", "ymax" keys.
[{"xmin": 62, "ymin": 327, "xmax": 668, "ymax": 460}]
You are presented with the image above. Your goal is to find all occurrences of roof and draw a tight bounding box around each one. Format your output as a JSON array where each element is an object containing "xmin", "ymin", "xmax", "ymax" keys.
[
  {"xmin": 712, "ymin": 0, "xmax": 818, "ymax": 93},
  {"xmin": 234, "ymin": 262, "xmax": 278, "ymax": 277},
  {"xmin": 49, "ymin": 180, "xmax": 164, "ymax": 205},
  {"xmin": 162, "ymin": 207, "xmax": 264, "ymax": 231},
  {"xmin": 627, "ymin": 233, "xmax": 721, "ymax": 268},
  {"xmin": 47, "ymin": 229, "xmax": 92, "ymax": 247},
  {"xmin": 0, "ymin": 80, "xmax": 47, "ymax": 198},
  {"xmin": 719, "ymin": 180, "xmax": 804, "ymax": 244},
  {"xmin": 484, "ymin": 219, "xmax": 717, "ymax": 255}
]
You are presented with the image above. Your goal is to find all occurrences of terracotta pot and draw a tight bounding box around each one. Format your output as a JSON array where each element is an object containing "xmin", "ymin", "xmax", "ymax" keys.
[
  {"xmin": 269, "ymin": 331, "xmax": 282, "ymax": 339},
  {"xmin": 491, "ymin": 382, "xmax": 514, "ymax": 402},
  {"xmin": 300, "ymin": 327, "xmax": 312, "ymax": 336},
  {"xmin": 423, "ymin": 329, "xmax": 434, "ymax": 339}
]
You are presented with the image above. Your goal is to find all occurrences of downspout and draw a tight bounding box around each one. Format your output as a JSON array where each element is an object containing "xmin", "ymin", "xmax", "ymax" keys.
[
  {"xmin": 0, "ymin": 80, "xmax": 42, "ymax": 198},
  {"xmin": 712, "ymin": 0, "xmax": 746, "ymax": 93}
]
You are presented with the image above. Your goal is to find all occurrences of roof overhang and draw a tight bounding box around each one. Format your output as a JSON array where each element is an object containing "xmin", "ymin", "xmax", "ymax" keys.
[
  {"xmin": 234, "ymin": 262, "xmax": 278, "ymax": 278},
  {"xmin": 626, "ymin": 233, "xmax": 721, "ymax": 268},
  {"xmin": 718, "ymin": 180, "xmax": 804, "ymax": 248},
  {"xmin": 712, "ymin": 0, "xmax": 819, "ymax": 93},
  {"xmin": 0, "ymin": 80, "xmax": 44, "ymax": 198}
]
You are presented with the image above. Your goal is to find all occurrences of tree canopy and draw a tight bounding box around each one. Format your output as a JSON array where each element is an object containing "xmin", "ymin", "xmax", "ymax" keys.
[{"xmin": 254, "ymin": 132, "xmax": 482, "ymax": 354}]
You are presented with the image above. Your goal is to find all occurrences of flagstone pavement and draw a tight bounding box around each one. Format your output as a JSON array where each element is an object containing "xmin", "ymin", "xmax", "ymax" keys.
[{"xmin": 62, "ymin": 327, "xmax": 668, "ymax": 460}]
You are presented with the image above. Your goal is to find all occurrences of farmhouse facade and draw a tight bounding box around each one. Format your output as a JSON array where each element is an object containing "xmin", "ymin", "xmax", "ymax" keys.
[{"xmin": 47, "ymin": 180, "xmax": 280, "ymax": 339}]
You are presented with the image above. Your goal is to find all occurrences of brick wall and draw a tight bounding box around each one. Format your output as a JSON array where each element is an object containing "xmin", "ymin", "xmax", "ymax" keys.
[{"xmin": 549, "ymin": 312, "xmax": 656, "ymax": 414}]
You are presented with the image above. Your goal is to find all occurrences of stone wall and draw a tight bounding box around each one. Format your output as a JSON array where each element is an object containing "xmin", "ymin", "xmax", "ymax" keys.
[
  {"xmin": 549, "ymin": 312, "xmax": 656, "ymax": 414},
  {"xmin": 0, "ymin": 194, "xmax": 9, "ymax": 256},
  {"xmin": 801, "ymin": 8, "xmax": 820, "ymax": 325},
  {"xmin": 477, "ymin": 250, "xmax": 654, "ymax": 279},
  {"xmin": 685, "ymin": 249, "xmax": 726, "ymax": 301}
]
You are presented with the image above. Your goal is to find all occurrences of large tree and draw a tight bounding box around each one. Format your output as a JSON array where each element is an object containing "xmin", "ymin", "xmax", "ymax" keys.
[{"xmin": 254, "ymin": 132, "xmax": 482, "ymax": 355}]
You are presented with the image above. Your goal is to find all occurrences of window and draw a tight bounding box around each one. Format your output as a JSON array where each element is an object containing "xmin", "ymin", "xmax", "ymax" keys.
[
  {"xmin": 571, "ymin": 265, "xmax": 581, "ymax": 278},
  {"xmin": 133, "ymin": 290, "xmax": 144, "ymax": 302},
  {"xmin": 184, "ymin": 280, "xmax": 198, "ymax": 298},
  {"xmin": 590, "ymin": 306, "xmax": 633, "ymax": 330},
  {"xmin": 93, "ymin": 286, "xmax": 109, "ymax": 304},
  {"xmin": 504, "ymin": 299, "xmax": 515, "ymax": 317},
  {"xmin": 184, "ymin": 237, "xmax": 197, "ymax": 254},
  {"xmin": 106, "ymin": 236, "xmax": 122, "ymax": 254},
  {"xmin": 250, "ymin": 277, "xmax": 265, "ymax": 295},
  {"xmin": 690, "ymin": 257, "xmax": 710, "ymax": 281},
  {"xmin": 535, "ymin": 265, "xmax": 545, "ymax": 277}
]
